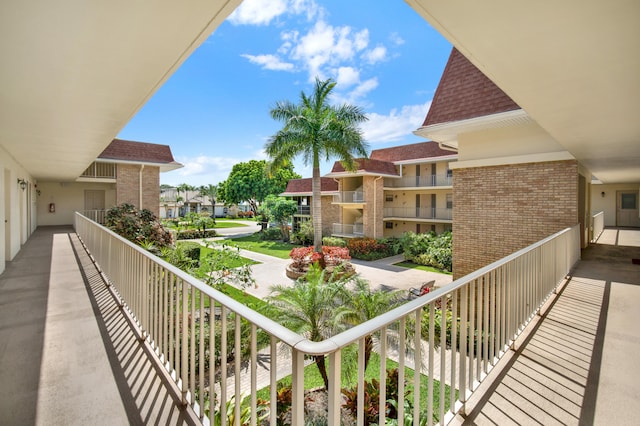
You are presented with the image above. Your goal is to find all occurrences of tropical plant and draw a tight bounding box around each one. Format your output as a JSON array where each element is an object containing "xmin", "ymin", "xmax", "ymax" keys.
[
  {"xmin": 266, "ymin": 77, "xmax": 369, "ymax": 255},
  {"xmin": 337, "ymin": 278, "xmax": 402, "ymax": 371},
  {"xmin": 198, "ymin": 183, "xmax": 218, "ymax": 223},
  {"xmin": 265, "ymin": 264, "xmax": 351, "ymax": 390},
  {"xmin": 105, "ymin": 203, "xmax": 173, "ymax": 249}
]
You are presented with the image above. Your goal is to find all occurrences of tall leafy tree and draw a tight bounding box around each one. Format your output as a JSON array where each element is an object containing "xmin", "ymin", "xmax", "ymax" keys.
[
  {"xmin": 260, "ymin": 195, "xmax": 298, "ymax": 242},
  {"xmin": 220, "ymin": 160, "xmax": 299, "ymax": 215},
  {"xmin": 266, "ymin": 78, "xmax": 369, "ymax": 254}
]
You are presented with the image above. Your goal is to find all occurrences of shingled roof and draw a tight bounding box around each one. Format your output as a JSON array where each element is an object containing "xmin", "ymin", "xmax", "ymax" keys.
[
  {"xmin": 423, "ymin": 48, "xmax": 520, "ymax": 127},
  {"xmin": 370, "ymin": 141, "xmax": 455, "ymax": 162},
  {"xmin": 98, "ymin": 138, "xmax": 178, "ymax": 164},
  {"xmin": 329, "ymin": 158, "xmax": 399, "ymax": 176},
  {"xmin": 282, "ymin": 177, "xmax": 339, "ymax": 195}
]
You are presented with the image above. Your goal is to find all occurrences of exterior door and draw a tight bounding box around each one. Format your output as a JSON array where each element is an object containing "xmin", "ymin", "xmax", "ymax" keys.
[
  {"xmin": 616, "ymin": 191, "xmax": 640, "ymax": 227},
  {"xmin": 84, "ymin": 190, "xmax": 105, "ymax": 223}
]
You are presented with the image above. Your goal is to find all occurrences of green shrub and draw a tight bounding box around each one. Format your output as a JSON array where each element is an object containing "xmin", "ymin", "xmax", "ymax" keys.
[
  {"xmin": 178, "ymin": 241, "xmax": 201, "ymax": 264},
  {"xmin": 347, "ymin": 237, "xmax": 394, "ymax": 261},
  {"xmin": 401, "ymin": 231, "xmax": 452, "ymax": 272},
  {"xmin": 259, "ymin": 227, "xmax": 282, "ymax": 241},
  {"xmin": 176, "ymin": 229, "xmax": 218, "ymax": 240},
  {"xmin": 322, "ymin": 236, "xmax": 347, "ymax": 247},
  {"xmin": 105, "ymin": 203, "xmax": 173, "ymax": 248},
  {"xmin": 291, "ymin": 220, "xmax": 314, "ymax": 245}
]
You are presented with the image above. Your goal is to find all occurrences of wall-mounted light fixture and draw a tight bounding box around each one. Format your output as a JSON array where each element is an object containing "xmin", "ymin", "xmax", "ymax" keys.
[
  {"xmin": 601, "ymin": 191, "xmax": 605, "ymax": 198},
  {"xmin": 17, "ymin": 179, "xmax": 27, "ymax": 191}
]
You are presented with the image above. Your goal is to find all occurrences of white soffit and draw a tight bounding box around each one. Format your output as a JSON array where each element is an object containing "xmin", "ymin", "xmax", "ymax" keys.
[
  {"xmin": 406, "ymin": 0, "xmax": 640, "ymax": 183},
  {"xmin": 0, "ymin": 0, "xmax": 241, "ymax": 181}
]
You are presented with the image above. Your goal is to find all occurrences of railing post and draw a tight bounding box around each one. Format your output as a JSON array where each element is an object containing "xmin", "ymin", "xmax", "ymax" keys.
[{"xmin": 291, "ymin": 348, "xmax": 305, "ymax": 425}]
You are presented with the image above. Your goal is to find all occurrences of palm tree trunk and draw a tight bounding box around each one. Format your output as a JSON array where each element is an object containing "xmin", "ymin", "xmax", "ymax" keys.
[
  {"xmin": 311, "ymin": 155, "xmax": 324, "ymax": 266},
  {"xmin": 314, "ymin": 355, "xmax": 330, "ymax": 391}
]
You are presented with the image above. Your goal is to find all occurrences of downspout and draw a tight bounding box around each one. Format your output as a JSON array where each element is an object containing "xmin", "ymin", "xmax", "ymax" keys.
[
  {"xmin": 139, "ymin": 164, "xmax": 145, "ymax": 209},
  {"xmin": 373, "ymin": 176, "xmax": 382, "ymax": 238}
]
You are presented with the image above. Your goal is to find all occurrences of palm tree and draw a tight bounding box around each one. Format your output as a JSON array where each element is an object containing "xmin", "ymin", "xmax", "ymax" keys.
[
  {"xmin": 266, "ymin": 78, "xmax": 369, "ymax": 254},
  {"xmin": 337, "ymin": 279, "xmax": 402, "ymax": 372},
  {"xmin": 198, "ymin": 184, "xmax": 218, "ymax": 222},
  {"xmin": 266, "ymin": 264, "xmax": 350, "ymax": 391}
]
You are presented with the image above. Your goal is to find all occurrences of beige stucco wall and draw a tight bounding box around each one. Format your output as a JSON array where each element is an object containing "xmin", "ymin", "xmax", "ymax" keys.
[
  {"xmin": 457, "ymin": 121, "xmax": 566, "ymax": 161},
  {"xmin": 591, "ymin": 183, "xmax": 640, "ymax": 227},
  {"xmin": 0, "ymin": 144, "xmax": 36, "ymax": 274},
  {"xmin": 36, "ymin": 181, "xmax": 116, "ymax": 226}
]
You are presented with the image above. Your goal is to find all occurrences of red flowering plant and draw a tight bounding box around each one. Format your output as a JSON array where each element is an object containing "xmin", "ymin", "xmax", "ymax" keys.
[{"xmin": 289, "ymin": 246, "xmax": 352, "ymax": 272}]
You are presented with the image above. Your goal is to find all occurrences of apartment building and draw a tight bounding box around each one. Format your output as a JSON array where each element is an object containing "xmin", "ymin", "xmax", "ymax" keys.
[
  {"xmin": 39, "ymin": 138, "xmax": 181, "ymax": 225},
  {"xmin": 283, "ymin": 141, "xmax": 457, "ymax": 239},
  {"xmin": 281, "ymin": 177, "xmax": 339, "ymax": 237}
]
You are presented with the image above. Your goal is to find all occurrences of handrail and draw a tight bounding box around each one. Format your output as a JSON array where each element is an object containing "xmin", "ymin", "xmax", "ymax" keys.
[
  {"xmin": 74, "ymin": 212, "xmax": 580, "ymax": 425},
  {"xmin": 591, "ymin": 211, "xmax": 604, "ymax": 242}
]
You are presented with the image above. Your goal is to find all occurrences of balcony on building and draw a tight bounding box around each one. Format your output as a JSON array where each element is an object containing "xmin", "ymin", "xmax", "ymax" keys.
[
  {"xmin": 384, "ymin": 206, "xmax": 453, "ymax": 222},
  {"xmin": 331, "ymin": 222, "xmax": 364, "ymax": 238},
  {"xmin": 332, "ymin": 190, "xmax": 365, "ymax": 205},
  {"xmin": 77, "ymin": 161, "xmax": 117, "ymax": 182},
  {"xmin": 384, "ymin": 174, "xmax": 453, "ymax": 189}
]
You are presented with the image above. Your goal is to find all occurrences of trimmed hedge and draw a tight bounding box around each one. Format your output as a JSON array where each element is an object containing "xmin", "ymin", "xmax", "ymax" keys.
[{"xmin": 176, "ymin": 229, "xmax": 218, "ymax": 240}]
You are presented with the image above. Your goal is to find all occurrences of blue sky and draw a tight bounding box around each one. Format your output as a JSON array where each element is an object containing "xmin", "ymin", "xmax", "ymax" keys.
[{"xmin": 117, "ymin": 0, "xmax": 452, "ymax": 187}]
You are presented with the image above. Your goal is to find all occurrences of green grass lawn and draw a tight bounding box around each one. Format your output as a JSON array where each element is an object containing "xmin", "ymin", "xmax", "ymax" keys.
[
  {"xmin": 254, "ymin": 350, "xmax": 455, "ymax": 423},
  {"xmin": 210, "ymin": 221, "xmax": 249, "ymax": 229},
  {"xmin": 394, "ymin": 261, "xmax": 453, "ymax": 275},
  {"xmin": 220, "ymin": 234, "xmax": 300, "ymax": 259},
  {"xmin": 196, "ymin": 245, "xmax": 258, "ymax": 268}
]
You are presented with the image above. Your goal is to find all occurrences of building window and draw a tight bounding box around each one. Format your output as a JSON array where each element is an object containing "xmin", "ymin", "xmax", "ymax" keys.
[
  {"xmin": 446, "ymin": 193, "xmax": 453, "ymax": 209},
  {"xmin": 385, "ymin": 194, "xmax": 394, "ymax": 202},
  {"xmin": 385, "ymin": 222, "xmax": 394, "ymax": 229}
]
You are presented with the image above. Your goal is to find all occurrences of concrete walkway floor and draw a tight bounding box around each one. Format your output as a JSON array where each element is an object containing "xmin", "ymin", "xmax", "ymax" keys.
[
  {"xmin": 0, "ymin": 226, "xmax": 196, "ymax": 425},
  {"xmin": 453, "ymin": 228, "xmax": 640, "ymax": 425}
]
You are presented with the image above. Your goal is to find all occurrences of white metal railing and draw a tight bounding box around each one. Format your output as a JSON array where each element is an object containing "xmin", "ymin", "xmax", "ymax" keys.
[
  {"xmin": 80, "ymin": 161, "xmax": 116, "ymax": 179},
  {"xmin": 333, "ymin": 191, "xmax": 364, "ymax": 203},
  {"xmin": 385, "ymin": 174, "xmax": 453, "ymax": 188},
  {"xmin": 82, "ymin": 209, "xmax": 107, "ymax": 225},
  {"xmin": 591, "ymin": 211, "xmax": 604, "ymax": 243},
  {"xmin": 384, "ymin": 207, "xmax": 453, "ymax": 221},
  {"xmin": 74, "ymin": 212, "xmax": 580, "ymax": 425},
  {"xmin": 332, "ymin": 222, "xmax": 364, "ymax": 237},
  {"xmin": 296, "ymin": 205, "xmax": 311, "ymax": 215}
]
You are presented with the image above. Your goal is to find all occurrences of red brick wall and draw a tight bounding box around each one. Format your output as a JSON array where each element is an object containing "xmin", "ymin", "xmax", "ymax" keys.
[
  {"xmin": 116, "ymin": 164, "xmax": 160, "ymax": 217},
  {"xmin": 453, "ymin": 160, "xmax": 578, "ymax": 278}
]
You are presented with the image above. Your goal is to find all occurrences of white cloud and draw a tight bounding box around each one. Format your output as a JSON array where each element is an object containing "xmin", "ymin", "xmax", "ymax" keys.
[
  {"xmin": 361, "ymin": 101, "xmax": 432, "ymax": 144},
  {"xmin": 290, "ymin": 21, "xmax": 370, "ymax": 81},
  {"xmin": 389, "ymin": 32, "xmax": 405, "ymax": 46},
  {"xmin": 241, "ymin": 54, "xmax": 294, "ymax": 71},
  {"xmin": 228, "ymin": 0, "xmax": 319, "ymax": 26},
  {"xmin": 165, "ymin": 154, "xmax": 251, "ymax": 186},
  {"xmin": 335, "ymin": 67, "xmax": 360, "ymax": 87},
  {"xmin": 362, "ymin": 45, "xmax": 387, "ymax": 65}
]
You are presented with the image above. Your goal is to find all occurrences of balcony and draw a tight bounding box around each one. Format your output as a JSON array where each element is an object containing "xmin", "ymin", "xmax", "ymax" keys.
[
  {"xmin": 385, "ymin": 174, "xmax": 452, "ymax": 189},
  {"xmin": 333, "ymin": 191, "xmax": 365, "ymax": 204},
  {"xmin": 295, "ymin": 205, "xmax": 311, "ymax": 215},
  {"xmin": 332, "ymin": 222, "xmax": 364, "ymax": 238},
  {"xmin": 384, "ymin": 206, "xmax": 453, "ymax": 221},
  {"xmin": 2, "ymin": 218, "xmax": 639, "ymax": 425},
  {"xmin": 78, "ymin": 161, "xmax": 116, "ymax": 181}
]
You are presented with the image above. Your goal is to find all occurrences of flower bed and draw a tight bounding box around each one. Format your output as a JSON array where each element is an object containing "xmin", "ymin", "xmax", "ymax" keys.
[{"xmin": 287, "ymin": 246, "xmax": 354, "ymax": 279}]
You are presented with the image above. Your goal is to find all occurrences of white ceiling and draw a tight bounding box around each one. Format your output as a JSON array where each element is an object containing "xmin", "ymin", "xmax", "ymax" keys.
[
  {"xmin": 406, "ymin": 0, "xmax": 640, "ymax": 183},
  {"xmin": 0, "ymin": 0, "xmax": 241, "ymax": 181},
  {"xmin": 1, "ymin": 0, "xmax": 638, "ymax": 184}
]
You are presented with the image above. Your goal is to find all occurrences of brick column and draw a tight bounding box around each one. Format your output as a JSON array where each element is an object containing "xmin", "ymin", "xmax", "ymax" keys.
[{"xmin": 452, "ymin": 160, "xmax": 578, "ymax": 279}]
